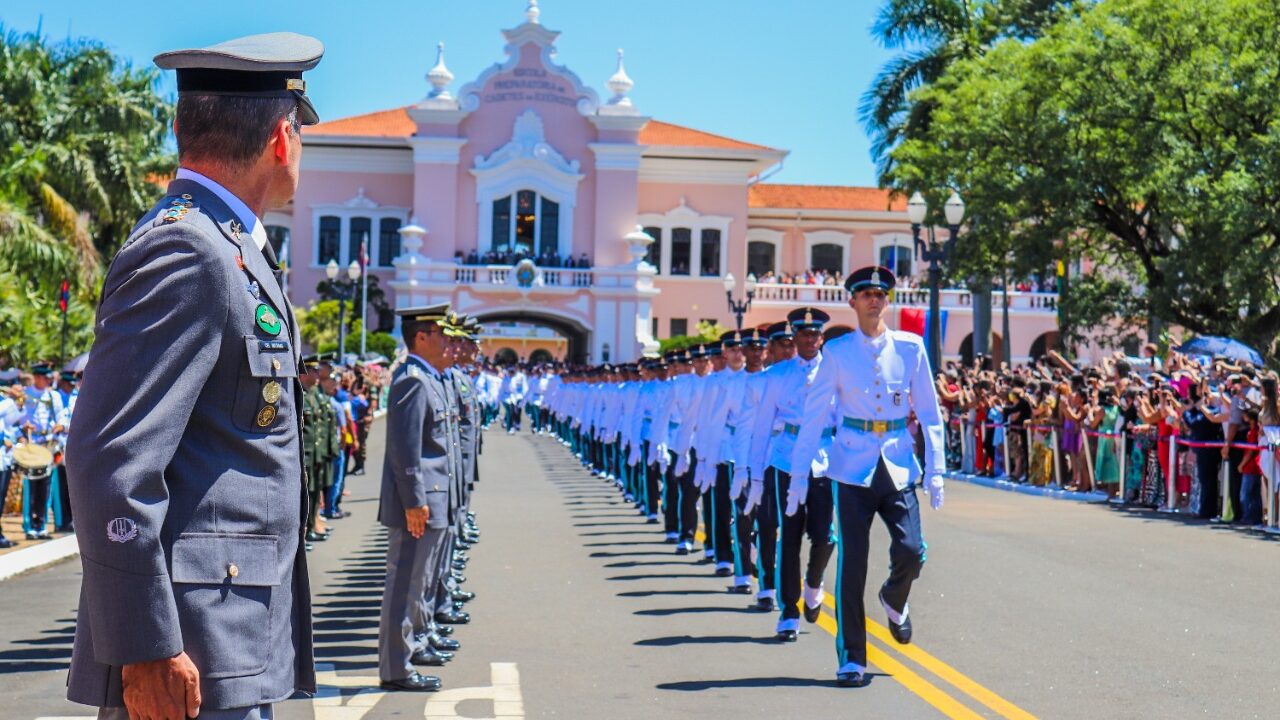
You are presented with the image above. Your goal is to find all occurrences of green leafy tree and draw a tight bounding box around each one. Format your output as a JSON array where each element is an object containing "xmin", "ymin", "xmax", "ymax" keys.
[
  {"xmin": 315, "ymin": 273, "xmax": 390, "ymax": 330},
  {"xmin": 889, "ymin": 0, "xmax": 1280, "ymax": 360},
  {"xmin": 0, "ymin": 28, "xmax": 173, "ymax": 363},
  {"xmin": 658, "ymin": 320, "xmax": 731, "ymax": 354}
]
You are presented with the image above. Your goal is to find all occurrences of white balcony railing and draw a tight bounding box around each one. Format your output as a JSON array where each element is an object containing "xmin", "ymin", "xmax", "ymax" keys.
[
  {"xmin": 451, "ymin": 264, "xmax": 594, "ymax": 288},
  {"xmin": 752, "ymin": 283, "xmax": 1058, "ymax": 312}
]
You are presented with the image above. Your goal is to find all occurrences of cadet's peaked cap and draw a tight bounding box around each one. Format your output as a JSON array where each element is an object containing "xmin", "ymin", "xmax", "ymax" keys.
[
  {"xmin": 765, "ymin": 321, "xmax": 792, "ymax": 340},
  {"xmin": 441, "ymin": 310, "xmax": 468, "ymax": 338},
  {"xmin": 704, "ymin": 341, "xmax": 723, "ymax": 356},
  {"xmin": 31, "ymin": 363, "xmax": 54, "ymax": 376},
  {"xmin": 719, "ymin": 329, "xmax": 746, "ymax": 348},
  {"xmin": 155, "ymin": 32, "xmax": 325, "ymax": 125},
  {"xmin": 845, "ymin": 265, "xmax": 896, "ymax": 293},
  {"xmin": 787, "ymin": 306, "xmax": 831, "ymax": 330},
  {"xmin": 396, "ymin": 303, "xmax": 450, "ymax": 324},
  {"xmin": 740, "ymin": 327, "xmax": 768, "ymax": 346}
]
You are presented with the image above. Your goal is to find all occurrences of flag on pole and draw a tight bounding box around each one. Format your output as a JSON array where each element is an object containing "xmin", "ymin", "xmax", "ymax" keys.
[{"xmin": 58, "ymin": 280, "xmax": 69, "ymax": 313}]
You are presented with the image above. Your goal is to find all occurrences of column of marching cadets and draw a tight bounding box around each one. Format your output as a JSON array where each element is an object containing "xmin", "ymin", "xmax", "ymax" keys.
[{"xmin": 529, "ymin": 266, "xmax": 949, "ymax": 687}]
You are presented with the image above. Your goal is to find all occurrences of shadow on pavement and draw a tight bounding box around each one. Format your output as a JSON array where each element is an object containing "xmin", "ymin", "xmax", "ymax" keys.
[
  {"xmin": 636, "ymin": 634, "xmax": 777, "ymax": 647},
  {"xmin": 657, "ymin": 676, "xmax": 859, "ymax": 691},
  {"xmin": 308, "ymin": 526, "xmax": 389, "ymax": 672},
  {"xmin": 0, "ymin": 615, "xmax": 76, "ymax": 674}
]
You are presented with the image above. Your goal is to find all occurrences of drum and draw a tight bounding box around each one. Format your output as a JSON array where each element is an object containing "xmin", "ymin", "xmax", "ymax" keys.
[{"xmin": 13, "ymin": 442, "xmax": 54, "ymax": 482}]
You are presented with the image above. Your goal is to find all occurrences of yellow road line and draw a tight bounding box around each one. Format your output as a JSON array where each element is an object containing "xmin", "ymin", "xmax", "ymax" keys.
[
  {"xmin": 812, "ymin": 611, "xmax": 984, "ymax": 719},
  {"xmin": 691, "ymin": 526, "xmax": 1036, "ymax": 719}
]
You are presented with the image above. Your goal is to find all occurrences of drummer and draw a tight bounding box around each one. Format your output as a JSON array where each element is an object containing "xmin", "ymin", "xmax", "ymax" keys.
[
  {"xmin": 0, "ymin": 373, "xmax": 21, "ymax": 548},
  {"xmin": 21, "ymin": 364, "xmax": 64, "ymax": 539}
]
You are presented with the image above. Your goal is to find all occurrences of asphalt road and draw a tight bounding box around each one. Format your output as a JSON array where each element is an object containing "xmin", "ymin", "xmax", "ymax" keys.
[{"xmin": 3, "ymin": 421, "xmax": 1278, "ymax": 719}]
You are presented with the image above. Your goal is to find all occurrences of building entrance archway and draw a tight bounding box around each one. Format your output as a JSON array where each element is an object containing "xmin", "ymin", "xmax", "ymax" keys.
[{"xmin": 473, "ymin": 309, "xmax": 592, "ymax": 364}]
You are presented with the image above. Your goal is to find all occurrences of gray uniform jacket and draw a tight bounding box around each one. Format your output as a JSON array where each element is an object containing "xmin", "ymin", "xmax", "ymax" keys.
[
  {"xmin": 379, "ymin": 357, "xmax": 455, "ymax": 530},
  {"xmin": 65, "ymin": 179, "xmax": 315, "ymax": 710}
]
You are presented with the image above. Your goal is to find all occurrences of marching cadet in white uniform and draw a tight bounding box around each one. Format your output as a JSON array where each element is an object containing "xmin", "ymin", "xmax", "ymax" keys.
[
  {"xmin": 789, "ymin": 266, "xmax": 945, "ymax": 688},
  {"xmin": 748, "ymin": 308, "xmax": 838, "ymax": 641},
  {"xmin": 691, "ymin": 334, "xmax": 751, "ymax": 582}
]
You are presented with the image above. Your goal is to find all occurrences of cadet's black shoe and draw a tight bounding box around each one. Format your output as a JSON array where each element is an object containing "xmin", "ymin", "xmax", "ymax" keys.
[
  {"xmin": 452, "ymin": 590, "xmax": 476, "ymax": 603},
  {"xmin": 304, "ymin": 542, "xmax": 314, "ymax": 552},
  {"xmin": 674, "ymin": 544, "xmax": 690, "ymax": 556},
  {"xmin": 727, "ymin": 584, "xmax": 752, "ymax": 595},
  {"xmin": 452, "ymin": 600, "xmax": 467, "ymax": 612},
  {"xmin": 305, "ymin": 531, "xmax": 328, "ymax": 542},
  {"xmin": 380, "ymin": 672, "xmax": 441, "ymax": 692},
  {"xmin": 880, "ymin": 591, "xmax": 912, "ymax": 644},
  {"xmin": 775, "ymin": 630, "xmax": 798, "ymax": 643},
  {"xmin": 451, "ymin": 572, "xmax": 467, "ymax": 584},
  {"xmin": 803, "ymin": 602, "xmax": 822, "ymax": 624},
  {"xmin": 456, "ymin": 540, "xmax": 473, "ymax": 550},
  {"xmin": 714, "ymin": 566, "xmax": 733, "ymax": 577},
  {"xmin": 429, "ymin": 633, "xmax": 460, "ymax": 651},
  {"xmin": 836, "ymin": 671, "xmax": 869, "ymax": 688},
  {"xmin": 435, "ymin": 610, "xmax": 471, "ymax": 625},
  {"xmin": 437, "ymin": 625, "xmax": 454, "ymax": 637},
  {"xmin": 453, "ymin": 551, "xmax": 470, "ymax": 563},
  {"xmin": 0, "ymin": 536, "xmax": 12, "ymax": 549},
  {"xmin": 753, "ymin": 597, "xmax": 775, "ymax": 612},
  {"xmin": 410, "ymin": 648, "xmax": 449, "ymax": 667}
]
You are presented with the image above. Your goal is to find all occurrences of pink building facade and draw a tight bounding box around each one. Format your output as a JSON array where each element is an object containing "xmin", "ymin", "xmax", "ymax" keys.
[{"xmin": 276, "ymin": 3, "xmax": 1061, "ymax": 364}]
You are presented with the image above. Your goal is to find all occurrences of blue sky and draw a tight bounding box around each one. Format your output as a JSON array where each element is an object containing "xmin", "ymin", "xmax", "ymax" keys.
[{"xmin": 6, "ymin": 0, "xmax": 899, "ymax": 187}]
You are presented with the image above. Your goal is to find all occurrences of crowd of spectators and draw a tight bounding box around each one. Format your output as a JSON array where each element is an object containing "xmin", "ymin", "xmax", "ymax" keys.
[
  {"xmin": 933, "ymin": 344, "xmax": 1278, "ymax": 529},
  {"xmin": 456, "ymin": 248, "xmax": 592, "ymax": 269}
]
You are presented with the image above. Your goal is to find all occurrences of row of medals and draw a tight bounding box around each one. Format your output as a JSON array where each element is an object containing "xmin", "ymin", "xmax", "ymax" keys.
[{"xmin": 164, "ymin": 194, "xmax": 283, "ymax": 428}]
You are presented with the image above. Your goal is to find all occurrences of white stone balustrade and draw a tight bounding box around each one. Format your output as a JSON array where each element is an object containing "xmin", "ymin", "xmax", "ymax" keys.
[{"xmin": 751, "ymin": 283, "xmax": 1058, "ymax": 313}]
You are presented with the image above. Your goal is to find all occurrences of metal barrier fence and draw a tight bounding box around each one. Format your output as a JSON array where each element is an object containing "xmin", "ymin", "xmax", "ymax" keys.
[{"xmin": 945, "ymin": 417, "xmax": 1279, "ymax": 531}]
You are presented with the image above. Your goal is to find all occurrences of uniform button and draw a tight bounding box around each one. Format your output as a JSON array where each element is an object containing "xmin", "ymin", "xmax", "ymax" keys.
[
  {"xmin": 433, "ymin": 484, "xmax": 440, "ymax": 491},
  {"xmin": 272, "ymin": 359, "xmax": 282, "ymax": 371},
  {"xmin": 876, "ymin": 407, "xmax": 882, "ymax": 413},
  {"xmin": 876, "ymin": 394, "xmax": 881, "ymax": 399},
  {"xmin": 228, "ymin": 563, "xmax": 240, "ymax": 579}
]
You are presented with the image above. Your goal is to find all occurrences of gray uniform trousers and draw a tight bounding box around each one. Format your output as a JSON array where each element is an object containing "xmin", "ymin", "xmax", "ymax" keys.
[
  {"xmin": 100, "ymin": 705, "xmax": 272, "ymax": 719},
  {"xmin": 380, "ymin": 525, "xmax": 448, "ymax": 681}
]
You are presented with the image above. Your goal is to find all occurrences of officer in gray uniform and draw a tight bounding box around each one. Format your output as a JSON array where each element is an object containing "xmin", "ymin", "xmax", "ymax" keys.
[
  {"xmin": 64, "ymin": 33, "xmax": 324, "ymax": 720},
  {"xmin": 378, "ymin": 304, "xmax": 457, "ymax": 692}
]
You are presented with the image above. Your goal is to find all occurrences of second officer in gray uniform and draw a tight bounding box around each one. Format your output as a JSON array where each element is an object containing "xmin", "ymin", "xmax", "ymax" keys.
[
  {"xmin": 65, "ymin": 33, "xmax": 324, "ymax": 720},
  {"xmin": 378, "ymin": 304, "xmax": 458, "ymax": 692}
]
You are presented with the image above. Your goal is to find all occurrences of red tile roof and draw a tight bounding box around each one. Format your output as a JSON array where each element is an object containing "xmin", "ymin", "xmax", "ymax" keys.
[
  {"xmin": 307, "ymin": 107, "xmax": 773, "ymax": 151},
  {"xmin": 748, "ymin": 183, "xmax": 906, "ymax": 212}
]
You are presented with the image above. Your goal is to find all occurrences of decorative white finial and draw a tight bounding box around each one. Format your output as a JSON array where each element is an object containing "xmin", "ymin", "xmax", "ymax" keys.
[
  {"xmin": 525, "ymin": 0, "xmax": 541, "ymax": 24},
  {"xmin": 426, "ymin": 42, "xmax": 454, "ymax": 99},
  {"xmin": 606, "ymin": 48, "xmax": 634, "ymax": 106}
]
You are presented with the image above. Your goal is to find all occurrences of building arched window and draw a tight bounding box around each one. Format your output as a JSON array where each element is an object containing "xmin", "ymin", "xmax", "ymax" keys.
[
  {"xmin": 378, "ymin": 218, "xmax": 402, "ymax": 267},
  {"xmin": 747, "ymin": 240, "xmax": 776, "ymax": 277},
  {"xmin": 494, "ymin": 348, "xmax": 519, "ymax": 365},
  {"xmin": 265, "ymin": 225, "xmax": 289, "ymax": 258},
  {"xmin": 318, "ymin": 216, "xmax": 341, "ymax": 264},
  {"xmin": 490, "ymin": 189, "xmax": 561, "ymax": 258},
  {"xmin": 529, "ymin": 348, "xmax": 554, "ymax": 364},
  {"xmin": 811, "ymin": 243, "xmax": 843, "ymax": 274}
]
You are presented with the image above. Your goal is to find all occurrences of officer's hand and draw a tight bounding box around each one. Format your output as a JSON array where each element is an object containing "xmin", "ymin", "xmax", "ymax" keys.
[
  {"xmin": 121, "ymin": 651, "xmax": 201, "ymax": 720},
  {"xmin": 784, "ymin": 484, "xmax": 805, "ymax": 517},
  {"xmin": 744, "ymin": 480, "xmax": 764, "ymax": 514},
  {"xmin": 405, "ymin": 506, "xmax": 430, "ymax": 538},
  {"xmin": 927, "ymin": 475, "xmax": 945, "ymax": 510}
]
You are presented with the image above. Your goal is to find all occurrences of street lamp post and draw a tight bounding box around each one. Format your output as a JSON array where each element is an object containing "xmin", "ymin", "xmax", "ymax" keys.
[
  {"xmin": 326, "ymin": 259, "xmax": 362, "ymax": 361},
  {"xmin": 722, "ymin": 272, "xmax": 757, "ymax": 331},
  {"xmin": 908, "ymin": 190, "xmax": 965, "ymax": 372}
]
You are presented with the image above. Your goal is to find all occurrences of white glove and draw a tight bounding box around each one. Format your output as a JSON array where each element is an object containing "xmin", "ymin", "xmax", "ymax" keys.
[
  {"xmin": 695, "ymin": 461, "xmax": 714, "ymax": 493},
  {"xmin": 729, "ymin": 469, "xmax": 747, "ymax": 500},
  {"xmin": 674, "ymin": 452, "xmax": 690, "ymax": 477},
  {"xmin": 785, "ymin": 477, "xmax": 808, "ymax": 517},
  {"xmin": 927, "ymin": 474, "xmax": 945, "ymax": 510},
  {"xmin": 744, "ymin": 479, "xmax": 764, "ymax": 514},
  {"xmin": 657, "ymin": 444, "xmax": 671, "ymax": 473}
]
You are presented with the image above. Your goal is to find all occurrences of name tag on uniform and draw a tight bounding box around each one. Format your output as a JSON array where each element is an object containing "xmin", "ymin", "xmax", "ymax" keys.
[
  {"xmin": 259, "ymin": 340, "xmax": 289, "ymax": 353},
  {"xmin": 893, "ymin": 392, "xmax": 903, "ymax": 406}
]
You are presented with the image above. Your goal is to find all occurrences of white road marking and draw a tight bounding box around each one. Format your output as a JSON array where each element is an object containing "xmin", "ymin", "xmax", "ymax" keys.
[
  {"xmin": 313, "ymin": 662, "xmax": 388, "ymax": 720},
  {"xmin": 424, "ymin": 662, "xmax": 523, "ymax": 719}
]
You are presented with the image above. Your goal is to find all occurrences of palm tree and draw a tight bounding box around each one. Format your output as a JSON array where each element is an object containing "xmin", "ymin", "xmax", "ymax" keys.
[
  {"xmin": 860, "ymin": 0, "xmax": 1073, "ymax": 184},
  {"xmin": 0, "ymin": 27, "xmax": 173, "ymax": 363}
]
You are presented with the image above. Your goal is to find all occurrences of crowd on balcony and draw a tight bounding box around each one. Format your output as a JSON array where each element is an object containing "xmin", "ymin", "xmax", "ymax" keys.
[
  {"xmin": 934, "ymin": 344, "xmax": 1277, "ymax": 530},
  {"xmin": 456, "ymin": 248, "xmax": 593, "ymax": 269}
]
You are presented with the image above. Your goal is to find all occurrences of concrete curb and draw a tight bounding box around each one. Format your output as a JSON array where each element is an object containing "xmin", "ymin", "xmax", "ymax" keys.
[
  {"xmin": 946, "ymin": 472, "xmax": 1112, "ymax": 504},
  {"xmin": 0, "ymin": 534, "xmax": 79, "ymax": 582}
]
